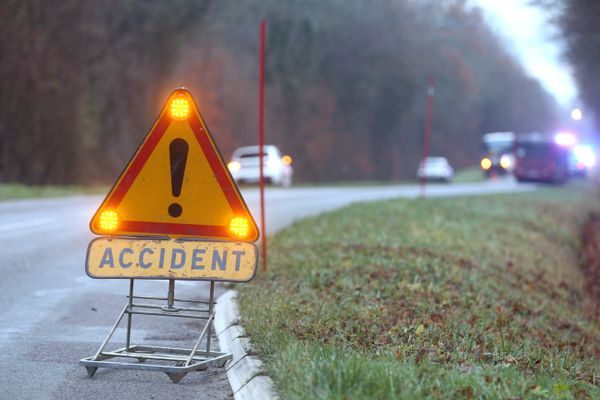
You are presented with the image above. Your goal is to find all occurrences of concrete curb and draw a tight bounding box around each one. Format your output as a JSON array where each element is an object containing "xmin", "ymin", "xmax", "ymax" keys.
[{"xmin": 215, "ymin": 290, "xmax": 278, "ymax": 400}]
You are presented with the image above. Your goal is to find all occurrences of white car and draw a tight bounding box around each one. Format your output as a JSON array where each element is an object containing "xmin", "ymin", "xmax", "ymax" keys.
[
  {"xmin": 417, "ymin": 157, "xmax": 454, "ymax": 182},
  {"xmin": 227, "ymin": 145, "xmax": 293, "ymax": 187}
]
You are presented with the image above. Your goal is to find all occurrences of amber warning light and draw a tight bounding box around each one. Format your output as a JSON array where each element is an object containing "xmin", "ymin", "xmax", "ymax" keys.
[
  {"xmin": 170, "ymin": 97, "xmax": 190, "ymax": 120},
  {"xmin": 99, "ymin": 210, "xmax": 119, "ymax": 232},
  {"xmin": 229, "ymin": 217, "xmax": 250, "ymax": 239}
]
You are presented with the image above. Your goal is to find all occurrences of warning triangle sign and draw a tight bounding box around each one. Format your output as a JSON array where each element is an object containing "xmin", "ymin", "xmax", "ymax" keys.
[{"xmin": 90, "ymin": 88, "xmax": 259, "ymax": 242}]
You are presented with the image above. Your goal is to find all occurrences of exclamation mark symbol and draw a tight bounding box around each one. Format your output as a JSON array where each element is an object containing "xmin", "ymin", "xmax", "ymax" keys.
[{"xmin": 168, "ymin": 138, "xmax": 189, "ymax": 218}]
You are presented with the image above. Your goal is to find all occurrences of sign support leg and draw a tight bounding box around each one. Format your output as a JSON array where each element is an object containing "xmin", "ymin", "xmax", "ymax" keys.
[
  {"xmin": 125, "ymin": 279, "xmax": 134, "ymax": 351},
  {"xmin": 206, "ymin": 281, "xmax": 215, "ymax": 353},
  {"xmin": 92, "ymin": 304, "xmax": 128, "ymax": 361},
  {"xmin": 80, "ymin": 279, "xmax": 231, "ymax": 382},
  {"xmin": 167, "ymin": 279, "xmax": 176, "ymax": 310}
]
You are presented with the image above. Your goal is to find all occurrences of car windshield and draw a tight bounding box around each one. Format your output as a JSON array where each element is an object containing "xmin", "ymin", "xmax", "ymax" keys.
[{"xmin": 483, "ymin": 140, "xmax": 513, "ymax": 155}]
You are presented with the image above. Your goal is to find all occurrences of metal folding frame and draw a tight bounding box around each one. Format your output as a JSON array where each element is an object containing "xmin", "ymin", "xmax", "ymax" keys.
[{"xmin": 80, "ymin": 279, "xmax": 231, "ymax": 383}]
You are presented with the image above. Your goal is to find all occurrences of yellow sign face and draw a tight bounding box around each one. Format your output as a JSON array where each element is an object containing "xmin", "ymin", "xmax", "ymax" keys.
[
  {"xmin": 89, "ymin": 88, "xmax": 259, "ymax": 242},
  {"xmin": 86, "ymin": 237, "xmax": 257, "ymax": 282}
]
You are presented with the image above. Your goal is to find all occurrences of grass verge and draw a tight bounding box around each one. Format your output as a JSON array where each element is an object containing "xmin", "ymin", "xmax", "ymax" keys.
[
  {"xmin": 238, "ymin": 184, "xmax": 600, "ymax": 399},
  {"xmin": 453, "ymin": 166, "xmax": 485, "ymax": 183},
  {"xmin": 0, "ymin": 183, "xmax": 107, "ymax": 201}
]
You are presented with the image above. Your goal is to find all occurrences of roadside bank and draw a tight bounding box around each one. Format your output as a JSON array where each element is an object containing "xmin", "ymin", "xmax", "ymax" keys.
[
  {"xmin": 581, "ymin": 213, "xmax": 600, "ymax": 318},
  {"xmin": 236, "ymin": 184, "xmax": 600, "ymax": 399}
]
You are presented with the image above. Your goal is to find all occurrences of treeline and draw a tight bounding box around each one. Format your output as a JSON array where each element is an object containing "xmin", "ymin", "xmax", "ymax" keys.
[
  {"xmin": 0, "ymin": 0, "xmax": 558, "ymax": 184},
  {"xmin": 553, "ymin": 0, "xmax": 600, "ymax": 128}
]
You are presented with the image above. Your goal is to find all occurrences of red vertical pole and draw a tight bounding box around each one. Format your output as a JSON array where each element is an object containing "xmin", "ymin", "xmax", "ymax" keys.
[
  {"xmin": 420, "ymin": 78, "xmax": 435, "ymax": 198},
  {"xmin": 259, "ymin": 19, "xmax": 267, "ymax": 272}
]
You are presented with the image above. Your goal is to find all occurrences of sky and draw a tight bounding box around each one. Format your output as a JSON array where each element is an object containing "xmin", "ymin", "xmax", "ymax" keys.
[{"xmin": 469, "ymin": 0, "xmax": 578, "ymax": 107}]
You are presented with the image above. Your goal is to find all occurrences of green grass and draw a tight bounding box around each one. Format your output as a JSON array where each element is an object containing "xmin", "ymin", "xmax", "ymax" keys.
[
  {"xmin": 280, "ymin": 181, "xmax": 407, "ymax": 188},
  {"xmin": 453, "ymin": 166, "xmax": 485, "ymax": 183},
  {"xmin": 0, "ymin": 183, "xmax": 108, "ymax": 201},
  {"xmin": 239, "ymin": 166, "xmax": 484, "ymax": 188},
  {"xmin": 238, "ymin": 184, "xmax": 600, "ymax": 399}
]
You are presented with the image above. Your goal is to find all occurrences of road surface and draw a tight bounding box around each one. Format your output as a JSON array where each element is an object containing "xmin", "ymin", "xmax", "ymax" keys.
[{"xmin": 0, "ymin": 179, "xmax": 534, "ymax": 399}]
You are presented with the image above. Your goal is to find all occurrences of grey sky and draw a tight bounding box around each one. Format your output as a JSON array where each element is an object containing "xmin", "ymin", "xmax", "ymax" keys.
[{"xmin": 469, "ymin": 0, "xmax": 577, "ymax": 106}]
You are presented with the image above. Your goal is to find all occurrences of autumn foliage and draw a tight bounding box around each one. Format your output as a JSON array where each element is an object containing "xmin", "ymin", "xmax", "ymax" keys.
[{"xmin": 0, "ymin": 0, "xmax": 557, "ymax": 184}]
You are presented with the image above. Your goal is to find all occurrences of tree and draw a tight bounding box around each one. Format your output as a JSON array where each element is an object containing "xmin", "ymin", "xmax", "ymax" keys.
[
  {"xmin": 554, "ymin": 0, "xmax": 600, "ymax": 127},
  {"xmin": 0, "ymin": 0, "xmax": 558, "ymax": 184}
]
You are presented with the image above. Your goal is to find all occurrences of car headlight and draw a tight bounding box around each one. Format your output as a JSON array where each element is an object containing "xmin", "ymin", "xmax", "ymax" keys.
[
  {"xmin": 480, "ymin": 157, "xmax": 492, "ymax": 170},
  {"xmin": 266, "ymin": 158, "xmax": 278, "ymax": 169},
  {"xmin": 500, "ymin": 154, "xmax": 511, "ymax": 169},
  {"xmin": 228, "ymin": 161, "xmax": 241, "ymax": 172}
]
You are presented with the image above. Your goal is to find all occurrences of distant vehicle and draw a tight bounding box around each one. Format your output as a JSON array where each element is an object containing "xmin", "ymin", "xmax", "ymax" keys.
[
  {"xmin": 569, "ymin": 144, "xmax": 596, "ymax": 177},
  {"xmin": 480, "ymin": 132, "xmax": 515, "ymax": 177},
  {"xmin": 227, "ymin": 145, "xmax": 293, "ymax": 187},
  {"xmin": 417, "ymin": 157, "xmax": 454, "ymax": 182},
  {"xmin": 552, "ymin": 132, "xmax": 597, "ymax": 178},
  {"xmin": 513, "ymin": 133, "xmax": 569, "ymax": 184}
]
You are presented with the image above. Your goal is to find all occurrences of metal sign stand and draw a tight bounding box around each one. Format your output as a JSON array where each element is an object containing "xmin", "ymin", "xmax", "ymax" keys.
[{"xmin": 80, "ymin": 279, "xmax": 231, "ymax": 383}]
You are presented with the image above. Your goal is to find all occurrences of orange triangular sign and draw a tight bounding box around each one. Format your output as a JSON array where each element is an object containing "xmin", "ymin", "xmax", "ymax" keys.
[{"xmin": 90, "ymin": 88, "xmax": 259, "ymax": 242}]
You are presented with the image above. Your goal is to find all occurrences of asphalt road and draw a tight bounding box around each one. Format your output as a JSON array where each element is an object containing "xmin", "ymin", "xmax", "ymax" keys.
[{"xmin": 0, "ymin": 179, "xmax": 534, "ymax": 399}]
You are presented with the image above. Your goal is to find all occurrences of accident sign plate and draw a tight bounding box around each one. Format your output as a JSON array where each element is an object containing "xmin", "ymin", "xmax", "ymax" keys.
[
  {"xmin": 86, "ymin": 237, "xmax": 257, "ymax": 282},
  {"xmin": 89, "ymin": 88, "xmax": 259, "ymax": 242}
]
